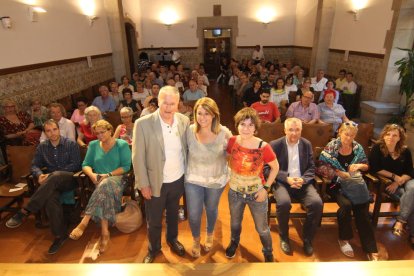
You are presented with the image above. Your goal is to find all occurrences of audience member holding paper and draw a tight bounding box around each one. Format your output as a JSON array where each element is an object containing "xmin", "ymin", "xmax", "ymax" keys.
[{"xmin": 5, "ymin": 119, "xmax": 81, "ymax": 255}]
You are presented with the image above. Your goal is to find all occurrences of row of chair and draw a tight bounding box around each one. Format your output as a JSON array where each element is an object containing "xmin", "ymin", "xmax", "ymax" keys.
[{"xmin": 256, "ymin": 121, "xmax": 396, "ymax": 227}]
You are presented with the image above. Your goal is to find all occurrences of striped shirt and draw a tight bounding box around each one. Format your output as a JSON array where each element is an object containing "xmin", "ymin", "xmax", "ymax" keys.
[{"xmin": 32, "ymin": 136, "xmax": 82, "ymax": 177}]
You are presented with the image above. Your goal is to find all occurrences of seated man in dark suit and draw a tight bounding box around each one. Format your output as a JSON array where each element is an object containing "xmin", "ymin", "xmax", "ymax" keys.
[
  {"xmin": 5, "ymin": 119, "xmax": 81, "ymax": 254},
  {"xmin": 269, "ymin": 117, "xmax": 323, "ymax": 256}
]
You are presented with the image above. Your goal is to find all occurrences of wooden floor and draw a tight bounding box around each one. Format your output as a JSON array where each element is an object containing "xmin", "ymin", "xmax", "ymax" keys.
[{"xmin": 0, "ymin": 82, "xmax": 413, "ymax": 266}]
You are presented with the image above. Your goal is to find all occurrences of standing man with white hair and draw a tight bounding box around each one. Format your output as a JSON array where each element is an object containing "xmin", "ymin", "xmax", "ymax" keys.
[{"xmin": 132, "ymin": 86, "xmax": 189, "ymax": 263}]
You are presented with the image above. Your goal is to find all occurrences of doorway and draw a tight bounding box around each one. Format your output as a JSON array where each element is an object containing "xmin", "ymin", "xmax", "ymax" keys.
[
  {"xmin": 203, "ymin": 28, "xmax": 231, "ymax": 79},
  {"xmin": 125, "ymin": 22, "xmax": 138, "ymax": 75}
]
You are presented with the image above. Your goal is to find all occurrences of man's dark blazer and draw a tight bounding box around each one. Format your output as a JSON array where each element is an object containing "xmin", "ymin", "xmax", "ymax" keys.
[{"xmin": 270, "ymin": 136, "xmax": 315, "ymax": 186}]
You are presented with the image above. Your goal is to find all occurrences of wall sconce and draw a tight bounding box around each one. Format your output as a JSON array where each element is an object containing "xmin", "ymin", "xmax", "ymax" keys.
[
  {"xmin": 261, "ymin": 22, "xmax": 270, "ymax": 29},
  {"xmin": 88, "ymin": 15, "xmax": 98, "ymax": 27},
  {"xmin": 28, "ymin": 6, "xmax": 47, "ymax": 22},
  {"xmin": 256, "ymin": 7, "xmax": 275, "ymax": 29},
  {"xmin": 160, "ymin": 8, "xmax": 178, "ymax": 30},
  {"xmin": 1, "ymin": 16, "xmax": 12, "ymax": 29},
  {"xmin": 349, "ymin": 9, "xmax": 360, "ymax": 21}
]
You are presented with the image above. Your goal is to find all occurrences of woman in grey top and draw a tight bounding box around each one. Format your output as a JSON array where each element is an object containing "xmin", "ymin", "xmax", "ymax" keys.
[{"xmin": 185, "ymin": 97, "xmax": 232, "ymax": 258}]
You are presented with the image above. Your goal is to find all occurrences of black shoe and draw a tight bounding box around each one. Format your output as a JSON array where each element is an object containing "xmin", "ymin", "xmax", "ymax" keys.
[
  {"xmin": 143, "ymin": 252, "xmax": 156, "ymax": 263},
  {"xmin": 264, "ymin": 253, "xmax": 274, "ymax": 262},
  {"xmin": 48, "ymin": 235, "xmax": 68, "ymax": 255},
  {"xmin": 303, "ymin": 240, "xmax": 314, "ymax": 256},
  {"xmin": 167, "ymin": 240, "xmax": 185, "ymax": 256},
  {"xmin": 5, "ymin": 211, "xmax": 28, "ymax": 228},
  {"xmin": 280, "ymin": 238, "xmax": 292, "ymax": 255},
  {"xmin": 225, "ymin": 240, "xmax": 238, "ymax": 258}
]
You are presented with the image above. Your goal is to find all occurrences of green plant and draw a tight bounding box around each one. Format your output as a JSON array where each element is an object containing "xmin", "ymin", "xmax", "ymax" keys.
[{"xmin": 394, "ymin": 48, "xmax": 414, "ymax": 114}]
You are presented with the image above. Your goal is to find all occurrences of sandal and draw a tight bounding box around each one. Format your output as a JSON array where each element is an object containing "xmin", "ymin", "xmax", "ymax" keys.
[
  {"xmin": 192, "ymin": 239, "xmax": 201, "ymax": 258},
  {"xmin": 204, "ymin": 234, "xmax": 214, "ymax": 252},
  {"xmin": 98, "ymin": 233, "xmax": 110, "ymax": 253},
  {"xmin": 392, "ymin": 221, "xmax": 405, "ymax": 237},
  {"xmin": 69, "ymin": 223, "xmax": 87, "ymax": 240},
  {"xmin": 338, "ymin": 240, "xmax": 354, "ymax": 258}
]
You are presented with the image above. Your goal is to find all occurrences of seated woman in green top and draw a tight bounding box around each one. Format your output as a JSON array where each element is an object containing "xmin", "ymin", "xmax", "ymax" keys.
[{"xmin": 69, "ymin": 120, "xmax": 131, "ymax": 254}]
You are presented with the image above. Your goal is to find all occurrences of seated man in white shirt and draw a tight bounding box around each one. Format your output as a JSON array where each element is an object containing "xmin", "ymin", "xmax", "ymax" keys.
[
  {"xmin": 40, "ymin": 103, "xmax": 76, "ymax": 142},
  {"xmin": 310, "ymin": 69, "xmax": 328, "ymax": 92},
  {"xmin": 252, "ymin": 45, "xmax": 264, "ymax": 64},
  {"xmin": 340, "ymin": 72, "xmax": 358, "ymax": 118}
]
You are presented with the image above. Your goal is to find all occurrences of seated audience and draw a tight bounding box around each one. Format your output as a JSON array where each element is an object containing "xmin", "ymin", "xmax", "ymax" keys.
[
  {"xmin": 77, "ymin": 106, "xmax": 101, "ymax": 148},
  {"xmin": 119, "ymin": 88, "xmax": 141, "ymax": 116},
  {"xmin": 27, "ymin": 97, "xmax": 48, "ymax": 130},
  {"xmin": 143, "ymin": 83, "xmax": 161, "ymax": 108},
  {"xmin": 339, "ymin": 72, "xmax": 358, "ymax": 118},
  {"xmin": 197, "ymin": 76, "xmax": 208, "ymax": 97},
  {"xmin": 109, "ymin": 81, "xmax": 122, "ymax": 108},
  {"xmin": 318, "ymin": 122, "xmax": 379, "ymax": 261},
  {"xmin": 140, "ymin": 98, "xmax": 158, "ymax": 117},
  {"xmin": 70, "ymin": 97, "xmax": 88, "ymax": 125},
  {"xmin": 296, "ymin": 77, "xmax": 314, "ymax": 100},
  {"xmin": 262, "ymin": 72, "xmax": 276, "ymax": 92},
  {"xmin": 6, "ymin": 119, "xmax": 81, "ymax": 254},
  {"xmin": 318, "ymin": 90, "xmax": 349, "ymax": 132},
  {"xmin": 225, "ymin": 107, "xmax": 279, "ymax": 262},
  {"xmin": 69, "ymin": 120, "xmax": 132, "ymax": 254},
  {"xmin": 92, "ymin": 85, "xmax": 116, "ymax": 113},
  {"xmin": 173, "ymin": 73, "xmax": 185, "ymax": 93},
  {"xmin": 293, "ymin": 69, "xmax": 305, "ymax": 88},
  {"xmin": 251, "ymin": 90, "xmax": 281, "ymax": 123},
  {"xmin": 284, "ymin": 75, "xmax": 298, "ymax": 95},
  {"xmin": 114, "ymin": 107, "xmax": 134, "ymax": 145},
  {"xmin": 118, "ymin": 75, "xmax": 134, "ymax": 93},
  {"xmin": 286, "ymin": 91, "xmax": 320, "ymax": 124},
  {"xmin": 130, "ymin": 72, "xmax": 140, "ymax": 91},
  {"xmin": 270, "ymin": 77, "xmax": 289, "ymax": 115},
  {"xmin": 133, "ymin": 81, "xmax": 149, "ymax": 108},
  {"xmin": 40, "ymin": 103, "xmax": 76, "ymax": 142},
  {"xmin": 183, "ymin": 80, "xmax": 204, "ymax": 102},
  {"xmin": 311, "ymin": 69, "xmax": 328, "ymax": 92},
  {"xmin": 318, "ymin": 80, "xmax": 340, "ymax": 104},
  {"xmin": 242, "ymin": 79, "xmax": 262, "ymax": 107},
  {"xmin": 178, "ymin": 98, "xmax": 193, "ymax": 118},
  {"xmin": 268, "ymin": 118, "xmax": 323, "ymax": 256},
  {"xmin": 369, "ymin": 124, "xmax": 414, "ymax": 249},
  {"xmin": 0, "ymin": 99, "xmax": 38, "ymax": 145},
  {"xmin": 198, "ymin": 68, "xmax": 210, "ymax": 86},
  {"xmin": 335, "ymin": 69, "xmax": 347, "ymax": 91}
]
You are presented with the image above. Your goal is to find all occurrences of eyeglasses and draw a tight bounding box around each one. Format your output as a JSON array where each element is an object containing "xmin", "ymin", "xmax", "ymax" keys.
[
  {"xmin": 344, "ymin": 122, "xmax": 358, "ymax": 127},
  {"xmin": 95, "ymin": 130, "xmax": 108, "ymax": 136}
]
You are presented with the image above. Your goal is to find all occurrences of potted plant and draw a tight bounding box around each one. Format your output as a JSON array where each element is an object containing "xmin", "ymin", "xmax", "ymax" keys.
[
  {"xmin": 394, "ymin": 47, "xmax": 414, "ymax": 124},
  {"xmin": 394, "ymin": 48, "xmax": 414, "ymax": 158}
]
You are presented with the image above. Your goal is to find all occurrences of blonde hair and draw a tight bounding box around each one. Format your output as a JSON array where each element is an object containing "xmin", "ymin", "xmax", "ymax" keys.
[
  {"xmin": 338, "ymin": 121, "xmax": 358, "ymax": 135},
  {"xmin": 1, "ymin": 99, "xmax": 19, "ymax": 113},
  {"xmin": 92, "ymin": 119, "xmax": 113, "ymax": 134},
  {"xmin": 193, "ymin": 97, "xmax": 221, "ymax": 134},
  {"xmin": 84, "ymin": 106, "xmax": 102, "ymax": 125}
]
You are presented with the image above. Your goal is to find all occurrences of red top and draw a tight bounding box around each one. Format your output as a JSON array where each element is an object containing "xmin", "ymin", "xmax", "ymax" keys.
[
  {"xmin": 79, "ymin": 123, "xmax": 97, "ymax": 145},
  {"xmin": 251, "ymin": 102, "xmax": 280, "ymax": 122},
  {"xmin": 226, "ymin": 136, "xmax": 276, "ymax": 188}
]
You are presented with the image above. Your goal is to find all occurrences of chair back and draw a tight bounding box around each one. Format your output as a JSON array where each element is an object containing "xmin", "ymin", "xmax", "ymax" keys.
[
  {"xmin": 6, "ymin": 145, "xmax": 36, "ymax": 184},
  {"xmin": 105, "ymin": 111, "xmax": 122, "ymax": 130},
  {"xmin": 302, "ymin": 123, "xmax": 334, "ymax": 149},
  {"xmin": 257, "ymin": 121, "xmax": 284, "ymax": 143},
  {"xmin": 355, "ymin": 122, "xmax": 374, "ymax": 155}
]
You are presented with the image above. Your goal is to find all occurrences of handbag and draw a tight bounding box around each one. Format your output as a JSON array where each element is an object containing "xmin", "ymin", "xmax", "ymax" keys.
[
  {"xmin": 115, "ymin": 200, "xmax": 143, "ymax": 233},
  {"xmin": 316, "ymin": 160, "xmax": 337, "ymax": 181},
  {"xmin": 338, "ymin": 174, "xmax": 370, "ymax": 205}
]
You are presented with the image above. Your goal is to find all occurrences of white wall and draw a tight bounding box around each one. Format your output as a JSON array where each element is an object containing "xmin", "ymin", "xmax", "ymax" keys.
[
  {"xmin": 330, "ymin": 0, "xmax": 393, "ymax": 53},
  {"xmin": 294, "ymin": 0, "xmax": 318, "ymax": 47},
  {"xmin": 122, "ymin": 0, "xmax": 142, "ymax": 48},
  {"xmin": 0, "ymin": 0, "xmax": 112, "ymax": 69},
  {"xmin": 138, "ymin": 0, "xmax": 297, "ymax": 48}
]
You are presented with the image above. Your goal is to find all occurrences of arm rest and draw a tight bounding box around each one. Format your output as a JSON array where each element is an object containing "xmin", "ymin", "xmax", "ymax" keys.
[{"xmin": 363, "ymin": 173, "xmax": 379, "ymax": 184}]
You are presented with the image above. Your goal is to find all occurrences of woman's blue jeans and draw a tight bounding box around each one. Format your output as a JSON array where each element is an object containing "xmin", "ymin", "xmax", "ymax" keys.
[
  {"xmin": 185, "ymin": 182, "xmax": 225, "ymax": 238},
  {"xmin": 395, "ymin": 179, "xmax": 414, "ymax": 236},
  {"xmin": 228, "ymin": 188, "xmax": 273, "ymax": 255}
]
